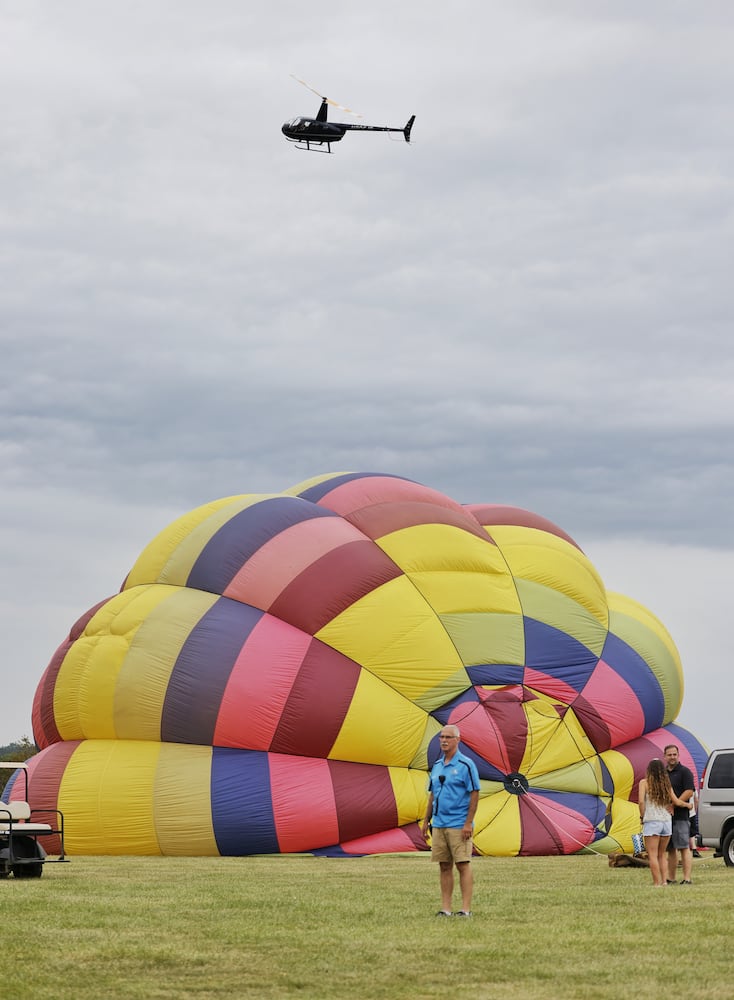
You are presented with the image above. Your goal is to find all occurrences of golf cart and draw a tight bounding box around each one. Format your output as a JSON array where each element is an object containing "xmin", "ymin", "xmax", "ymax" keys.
[{"xmin": 0, "ymin": 762, "xmax": 66, "ymax": 878}]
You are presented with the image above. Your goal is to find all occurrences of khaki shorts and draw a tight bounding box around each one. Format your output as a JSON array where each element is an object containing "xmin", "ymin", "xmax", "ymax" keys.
[{"xmin": 431, "ymin": 826, "xmax": 473, "ymax": 864}]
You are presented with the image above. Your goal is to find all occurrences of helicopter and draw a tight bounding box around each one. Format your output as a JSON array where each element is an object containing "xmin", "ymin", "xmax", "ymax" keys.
[{"xmin": 282, "ymin": 77, "xmax": 415, "ymax": 153}]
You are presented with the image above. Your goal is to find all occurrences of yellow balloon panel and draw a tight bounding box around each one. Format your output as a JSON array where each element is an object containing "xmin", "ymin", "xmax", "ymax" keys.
[
  {"xmin": 329, "ymin": 668, "xmax": 430, "ymax": 768},
  {"xmin": 520, "ymin": 702, "xmax": 597, "ymax": 778},
  {"xmin": 488, "ymin": 526, "xmax": 608, "ymax": 625},
  {"xmin": 53, "ymin": 635, "xmax": 119, "ymax": 740},
  {"xmin": 598, "ymin": 748, "xmax": 636, "ymax": 800},
  {"xmin": 473, "ymin": 793, "xmax": 521, "ymax": 857},
  {"xmin": 439, "ymin": 611, "xmax": 525, "ymax": 667},
  {"xmin": 53, "ymin": 586, "xmax": 179, "ymax": 740},
  {"xmin": 58, "ymin": 740, "xmax": 162, "ymax": 855},
  {"xmin": 405, "ymin": 569, "xmax": 521, "ymax": 617},
  {"xmin": 530, "ymin": 758, "xmax": 606, "ymax": 796},
  {"xmin": 606, "ymin": 796, "xmax": 642, "ymax": 853},
  {"xmin": 154, "ymin": 743, "xmax": 219, "ymax": 856},
  {"xmin": 316, "ymin": 576, "xmax": 468, "ymax": 711},
  {"xmin": 378, "ymin": 522, "xmax": 512, "ymax": 578},
  {"xmin": 389, "ymin": 767, "xmax": 430, "ymax": 828}
]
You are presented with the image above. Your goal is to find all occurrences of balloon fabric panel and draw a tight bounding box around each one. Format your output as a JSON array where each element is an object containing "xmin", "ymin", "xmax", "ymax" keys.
[
  {"xmin": 269, "ymin": 755, "xmax": 339, "ymax": 852},
  {"xmin": 376, "ymin": 522, "xmax": 510, "ymax": 581},
  {"xmin": 316, "ymin": 575, "xmax": 468, "ymax": 710},
  {"xmin": 269, "ymin": 640, "xmax": 361, "ymax": 758},
  {"xmin": 451, "ymin": 688, "xmax": 529, "ymax": 774},
  {"xmin": 186, "ymin": 497, "xmax": 338, "ymax": 596},
  {"xmin": 388, "ymin": 767, "xmax": 432, "ymax": 827},
  {"xmin": 33, "ymin": 642, "xmax": 72, "ymax": 749},
  {"xmin": 518, "ymin": 701, "xmax": 597, "ymax": 778},
  {"xmin": 607, "ymin": 593, "xmax": 683, "ymax": 724},
  {"xmin": 329, "ymin": 759, "xmax": 398, "ymax": 843},
  {"xmin": 223, "ymin": 515, "xmax": 369, "ymax": 610},
  {"xmin": 336, "ymin": 824, "xmax": 427, "ymax": 856},
  {"xmin": 114, "ymin": 587, "xmax": 222, "ymax": 741},
  {"xmin": 580, "ymin": 655, "xmax": 649, "ymax": 745},
  {"xmin": 328, "ymin": 667, "xmax": 429, "ymax": 768},
  {"xmin": 56, "ymin": 740, "xmax": 162, "ymax": 855},
  {"xmin": 292, "ymin": 471, "xmax": 414, "ymax": 507},
  {"xmin": 213, "ymin": 617, "xmax": 313, "ymax": 751},
  {"xmin": 155, "ymin": 743, "xmax": 218, "ymax": 856},
  {"xmin": 529, "ymin": 758, "xmax": 605, "ymax": 796},
  {"xmin": 303, "ymin": 474, "xmax": 464, "ymax": 518},
  {"xmin": 514, "ymin": 578, "xmax": 608, "ymax": 656},
  {"xmin": 598, "ymin": 632, "xmax": 666, "ymax": 735},
  {"xmin": 346, "ymin": 500, "xmax": 492, "ymax": 544},
  {"xmin": 487, "ymin": 526, "xmax": 607, "ymax": 625},
  {"xmin": 523, "ymin": 620, "xmax": 600, "ymax": 679},
  {"xmin": 268, "ymin": 539, "xmax": 402, "ymax": 635},
  {"xmin": 211, "ymin": 748, "xmax": 279, "ymax": 855},
  {"xmin": 440, "ymin": 612, "xmax": 526, "ymax": 668},
  {"xmin": 161, "ymin": 598, "xmax": 262, "ymax": 746},
  {"xmin": 473, "ymin": 794, "xmax": 521, "ymax": 856},
  {"xmin": 466, "ymin": 504, "xmax": 582, "ymax": 548},
  {"xmin": 516, "ymin": 794, "xmax": 595, "ymax": 855}
]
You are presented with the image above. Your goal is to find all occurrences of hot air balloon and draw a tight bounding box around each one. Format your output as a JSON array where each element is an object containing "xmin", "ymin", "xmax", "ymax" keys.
[{"xmin": 13, "ymin": 472, "xmax": 706, "ymax": 857}]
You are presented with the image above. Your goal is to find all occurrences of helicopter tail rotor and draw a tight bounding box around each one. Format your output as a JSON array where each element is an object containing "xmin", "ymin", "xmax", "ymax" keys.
[
  {"xmin": 290, "ymin": 75, "xmax": 363, "ymax": 117},
  {"xmin": 404, "ymin": 115, "xmax": 415, "ymax": 143}
]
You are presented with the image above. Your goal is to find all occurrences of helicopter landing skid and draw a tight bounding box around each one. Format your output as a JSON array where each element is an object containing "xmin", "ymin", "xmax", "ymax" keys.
[{"xmin": 293, "ymin": 141, "xmax": 332, "ymax": 153}]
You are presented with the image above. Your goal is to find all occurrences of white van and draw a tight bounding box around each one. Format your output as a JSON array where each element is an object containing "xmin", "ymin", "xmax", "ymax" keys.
[{"xmin": 697, "ymin": 748, "xmax": 734, "ymax": 866}]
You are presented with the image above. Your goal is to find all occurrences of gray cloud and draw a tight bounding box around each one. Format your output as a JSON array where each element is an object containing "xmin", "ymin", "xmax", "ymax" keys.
[{"xmin": 1, "ymin": 1, "xmax": 733, "ymax": 746}]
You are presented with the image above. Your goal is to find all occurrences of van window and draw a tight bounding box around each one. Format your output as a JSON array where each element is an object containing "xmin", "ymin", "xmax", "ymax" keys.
[{"xmin": 709, "ymin": 752, "xmax": 734, "ymax": 788}]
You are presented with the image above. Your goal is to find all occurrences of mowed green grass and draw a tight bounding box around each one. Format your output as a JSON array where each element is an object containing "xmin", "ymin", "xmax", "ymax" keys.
[{"xmin": 1, "ymin": 851, "xmax": 729, "ymax": 999}]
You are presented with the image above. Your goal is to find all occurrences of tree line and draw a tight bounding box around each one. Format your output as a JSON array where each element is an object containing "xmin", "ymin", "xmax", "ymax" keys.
[{"xmin": 0, "ymin": 736, "xmax": 38, "ymax": 798}]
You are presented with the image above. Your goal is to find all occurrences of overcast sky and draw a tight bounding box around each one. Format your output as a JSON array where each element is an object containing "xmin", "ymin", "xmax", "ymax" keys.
[{"xmin": 2, "ymin": 2, "xmax": 732, "ymax": 754}]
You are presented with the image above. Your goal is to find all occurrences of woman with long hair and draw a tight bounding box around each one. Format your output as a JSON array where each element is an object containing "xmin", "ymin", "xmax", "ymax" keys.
[{"xmin": 638, "ymin": 758, "xmax": 676, "ymax": 886}]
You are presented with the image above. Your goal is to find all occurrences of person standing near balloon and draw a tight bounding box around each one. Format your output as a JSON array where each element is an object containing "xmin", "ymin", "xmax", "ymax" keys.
[
  {"xmin": 638, "ymin": 759, "xmax": 675, "ymax": 886},
  {"xmin": 422, "ymin": 724, "xmax": 480, "ymax": 916},
  {"xmin": 664, "ymin": 743, "xmax": 695, "ymax": 884}
]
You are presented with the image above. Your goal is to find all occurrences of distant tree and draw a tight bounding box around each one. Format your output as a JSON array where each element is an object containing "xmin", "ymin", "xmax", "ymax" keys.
[
  {"xmin": 0, "ymin": 735, "xmax": 37, "ymax": 760},
  {"xmin": 0, "ymin": 736, "xmax": 38, "ymax": 798}
]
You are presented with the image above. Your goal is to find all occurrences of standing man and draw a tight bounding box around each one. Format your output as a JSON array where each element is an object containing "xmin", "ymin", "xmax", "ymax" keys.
[
  {"xmin": 664, "ymin": 743, "xmax": 695, "ymax": 885},
  {"xmin": 421, "ymin": 724, "xmax": 480, "ymax": 917}
]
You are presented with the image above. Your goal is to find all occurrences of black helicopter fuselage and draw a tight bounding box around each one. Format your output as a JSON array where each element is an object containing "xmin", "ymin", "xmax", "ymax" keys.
[
  {"xmin": 282, "ymin": 98, "xmax": 414, "ymax": 152},
  {"xmin": 281, "ymin": 116, "xmax": 348, "ymax": 146}
]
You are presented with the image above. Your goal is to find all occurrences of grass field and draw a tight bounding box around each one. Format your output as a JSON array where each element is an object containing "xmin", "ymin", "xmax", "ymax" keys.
[{"xmin": 1, "ymin": 850, "xmax": 729, "ymax": 999}]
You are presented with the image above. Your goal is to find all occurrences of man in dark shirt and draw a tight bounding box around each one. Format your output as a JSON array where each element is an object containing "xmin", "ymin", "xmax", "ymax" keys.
[{"xmin": 665, "ymin": 743, "xmax": 695, "ymax": 884}]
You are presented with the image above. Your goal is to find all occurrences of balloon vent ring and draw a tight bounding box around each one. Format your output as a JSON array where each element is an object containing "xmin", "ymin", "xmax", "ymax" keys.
[{"xmin": 504, "ymin": 772, "xmax": 530, "ymax": 795}]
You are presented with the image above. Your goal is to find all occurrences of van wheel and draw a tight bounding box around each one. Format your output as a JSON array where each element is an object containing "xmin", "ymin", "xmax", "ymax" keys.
[{"xmin": 722, "ymin": 829, "xmax": 734, "ymax": 867}]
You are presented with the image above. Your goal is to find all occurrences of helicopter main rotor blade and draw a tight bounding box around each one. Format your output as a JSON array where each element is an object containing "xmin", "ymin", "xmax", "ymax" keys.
[{"xmin": 290, "ymin": 75, "xmax": 363, "ymax": 117}]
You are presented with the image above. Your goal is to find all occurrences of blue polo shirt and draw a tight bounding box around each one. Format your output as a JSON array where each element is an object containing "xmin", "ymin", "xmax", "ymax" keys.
[{"xmin": 428, "ymin": 750, "xmax": 480, "ymax": 828}]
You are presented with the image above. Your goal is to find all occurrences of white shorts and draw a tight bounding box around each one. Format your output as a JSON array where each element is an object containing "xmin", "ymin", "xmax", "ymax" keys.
[{"xmin": 643, "ymin": 819, "xmax": 671, "ymax": 837}]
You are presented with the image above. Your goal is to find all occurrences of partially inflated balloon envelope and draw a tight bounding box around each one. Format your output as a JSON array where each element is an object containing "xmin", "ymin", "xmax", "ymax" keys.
[{"xmin": 19, "ymin": 472, "xmax": 707, "ymax": 857}]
